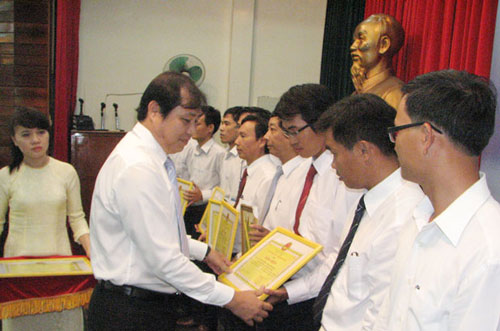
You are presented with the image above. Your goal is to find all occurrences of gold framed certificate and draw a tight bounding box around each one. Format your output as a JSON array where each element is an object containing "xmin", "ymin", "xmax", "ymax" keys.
[
  {"xmin": 213, "ymin": 201, "xmax": 239, "ymax": 260},
  {"xmin": 177, "ymin": 178, "xmax": 194, "ymax": 216},
  {"xmin": 240, "ymin": 204, "xmax": 257, "ymax": 255},
  {"xmin": 0, "ymin": 256, "xmax": 93, "ymax": 278},
  {"xmin": 219, "ymin": 227, "xmax": 322, "ymax": 299},
  {"xmin": 207, "ymin": 199, "xmax": 222, "ymax": 247},
  {"xmin": 198, "ymin": 187, "xmax": 226, "ymax": 235}
]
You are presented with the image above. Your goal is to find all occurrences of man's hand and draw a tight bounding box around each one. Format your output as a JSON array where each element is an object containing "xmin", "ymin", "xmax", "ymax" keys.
[
  {"xmin": 248, "ymin": 224, "xmax": 270, "ymax": 246},
  {"xmin": 225, "ymin": 289, "xmax": 273, "ymax": 326},
  {"xmin": 264, "ymin": 287, "xmax": 288, "ymax": 305},
  {"xmin": 204, "ymin": 248, "xmax": 231, "ymax": 275},
  {"xmin": 184, "ymin": 184, "xmax": 203, "ymax": 207}
]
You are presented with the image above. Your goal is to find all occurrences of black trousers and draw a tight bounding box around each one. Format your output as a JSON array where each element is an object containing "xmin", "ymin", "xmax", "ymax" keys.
[
  {"xmin": 256, "ymin": 298, "xmax": 315, "ymax": 331},
  {"xmin": 87, "ymin": 281, "xmax": 181, "ymax": 331},
  {"xmin": 184, "ymin": 203, "xmax": 208, "ymax": 238}
]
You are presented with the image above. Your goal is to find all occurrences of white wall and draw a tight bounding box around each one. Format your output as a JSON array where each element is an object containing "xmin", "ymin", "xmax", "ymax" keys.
[
  {"xmin": 480, "ymin": 3, "xmax": 500, "ymax": 201},
  {"xmin": 77, "ymin": 0, "xmax": 327, "ymax": 131}
]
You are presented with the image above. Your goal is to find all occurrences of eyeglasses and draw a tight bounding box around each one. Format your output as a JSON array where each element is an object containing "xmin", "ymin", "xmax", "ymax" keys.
[
  {"xmin": 282, "ymin": 123, "xmax": 311, "ymax": 138},
  {"xmin": 387, "ymin": 122, "xmax": 443, "ymax": 143}
]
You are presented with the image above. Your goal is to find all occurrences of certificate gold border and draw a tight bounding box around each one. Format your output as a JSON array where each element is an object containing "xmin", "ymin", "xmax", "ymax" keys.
[
  {"xmin": 213, "ymin": 201, "xmax": 239, "ymax": 260},
  {"xmin": 219, "ymin": 227, "xmax": 322, "ymax": 300},
  {"xmin": 207, "ymin": 199, "xmax": 223, "ymax": 247},
  {"xmin": 240, "ymin": 204, "xmax": 256, "ymax": 255},
  {"xmin": 0, "ymin": 256, "xmax": 93, "ymax": 278},
  {"xmin": 198, "ymin": 187, "xmax": 226, "ymax": 236},
  {"xmin": 177, "ymin": 178, "xmax": 194, "ymax": 216}
]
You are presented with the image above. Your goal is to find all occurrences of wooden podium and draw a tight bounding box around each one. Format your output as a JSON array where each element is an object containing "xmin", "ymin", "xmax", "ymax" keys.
[{"xmin": 70, "ymin": 130, "xmax": 126, "ymax": 228}]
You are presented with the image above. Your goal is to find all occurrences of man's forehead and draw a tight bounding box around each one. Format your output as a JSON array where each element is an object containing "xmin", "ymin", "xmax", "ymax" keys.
[{"xmin": 282, "ymin": 115, "xmax": 306, "ymax": 128}]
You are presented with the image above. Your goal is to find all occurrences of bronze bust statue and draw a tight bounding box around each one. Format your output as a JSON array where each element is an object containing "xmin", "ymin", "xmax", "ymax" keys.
[{"xmin": 350, "ymin": 14, "xmax": 405, "ymax": 109}]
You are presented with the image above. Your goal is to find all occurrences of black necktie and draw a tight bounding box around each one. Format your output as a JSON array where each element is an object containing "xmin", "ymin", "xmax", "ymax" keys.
[{"xmin": 312, "ymin": 195, "xmax": 366, "ymax": 330}]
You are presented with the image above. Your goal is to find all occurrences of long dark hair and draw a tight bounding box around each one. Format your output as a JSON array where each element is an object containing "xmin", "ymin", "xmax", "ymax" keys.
[{"xmin": 8, "ymin": 107, "xmax": 51, "ymax": 173}]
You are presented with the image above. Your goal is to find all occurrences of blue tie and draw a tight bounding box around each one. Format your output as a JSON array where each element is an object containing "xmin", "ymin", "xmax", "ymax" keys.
[
  {"xmin": 164, "ymin": 157, "xmax": 189, "ymax": 256},
  {"xmin": 260, "ymin": 165, "xmax": 283, "ymax": 222},
  {"xmin": 312, "ymin": 195, "xmax": 366, "ymax": 329}
]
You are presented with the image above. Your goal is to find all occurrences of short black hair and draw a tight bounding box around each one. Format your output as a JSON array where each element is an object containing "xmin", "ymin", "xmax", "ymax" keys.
[
  {"xmin": 274, "ymin": 84, "xmax": 335, "ymax": 129},
  {"xmin": 317, "ymin": 94, "xmax": 396, "ymax": 157},
  {"xmin": 241, "ymin": 114, "xmax": 270, "ymax": 154},
  {"xmin": 8, "ymin": 107, "xmax": 51, "ymax": 173},
  {"xmin": 239, "ymin": 107, "xmax": 271, "ymax": 123},
  {"xmin": 136, "ymin": 71, "xmax": 206, "ymax": 121},
  {"xmin": 201, "ymin": 105, "xmax": 221, "ymax": 135},
  {"xmin": 224, "ymin": 106, "xmax": 244, "ymax": 123},
  {"xmin": 402, "ymin": 69, "xmax": 497, "ymax": 156}
]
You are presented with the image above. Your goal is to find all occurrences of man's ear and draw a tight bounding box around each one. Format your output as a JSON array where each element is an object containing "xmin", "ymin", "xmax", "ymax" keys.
[
  {"xmin": 208, "ymin": 123, "xmax": 215, "ymax": 136},
  {"xmin": 421, "ymin": 123, "xmax": 437, "ymax": 155},
  {"xmin": 379, "ymin": 35, "xmax": 391, "ymax": 55},
  {"xmin": 354, "ymin": 140, "xmax": 374, "ymax": 162},
  {"xmin": 147, "ymin": 100, "xmax": 161, "ymax": 119}
]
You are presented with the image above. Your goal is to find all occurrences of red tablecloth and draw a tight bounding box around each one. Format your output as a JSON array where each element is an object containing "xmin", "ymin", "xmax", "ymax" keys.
[{"xmin": 0, "ymin": 256, "xmax": 96, "ymax": 319}]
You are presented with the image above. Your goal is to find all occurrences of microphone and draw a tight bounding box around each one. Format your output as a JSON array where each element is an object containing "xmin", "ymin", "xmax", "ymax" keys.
[
  {"xmin": 78, "ymin": 98, "xmax": 84, "ymax": 115},
  {"xmin": 100, "ymin": 102, "xmax": 106, "ymax": 130}
]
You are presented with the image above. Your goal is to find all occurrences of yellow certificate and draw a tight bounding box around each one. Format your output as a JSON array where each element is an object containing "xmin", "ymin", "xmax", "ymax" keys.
[
  {"xmin": 177, "ymin": 178, "xmax": 194, "ymax": 216},
  {"xmin": 0, "ymin": 257, "xmax": 93, "ymax": 277},
  {"xmin": 207, "ymin": 200, "xmax": 222, "ymax": 247},
  {"xmin": 240, "ymin": 204, "xmax": 257, "ymax": 255},
  {"xmin": 198, "ymin": 187, "xmax": 225, "ymax": 236},
  {"xmin": 213, "ymin": 201, "xmax": 239, "ymax": 260},
  {"xmin": 219, "ymin": 227, "xmax": 322, "ymax": 299}
]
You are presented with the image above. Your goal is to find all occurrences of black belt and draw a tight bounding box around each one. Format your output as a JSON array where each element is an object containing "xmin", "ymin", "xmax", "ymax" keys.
[{"xmin": 98, "ymin": 280, "xmax": 178, "ymax": 301}]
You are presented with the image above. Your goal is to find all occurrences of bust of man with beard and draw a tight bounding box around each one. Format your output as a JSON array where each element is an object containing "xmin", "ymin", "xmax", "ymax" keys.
[{"xmin": 350, "ymin": 14, "xmax": 405, "ymax": 109}]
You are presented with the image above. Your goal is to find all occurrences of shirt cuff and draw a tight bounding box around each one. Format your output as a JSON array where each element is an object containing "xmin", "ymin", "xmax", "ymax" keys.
[
  {"xmin": 189, "ymin": 237, "xmax": 208, "ymax": 261},
  {"xmin": 201, "ymin": 189, "xmax": 211, "ymax": 202},
  {"xmin": 284, "ymin": 277, "xmax": 310, "ymax": 305},
  {"xmin": 208, "ymin": 281, "xmax": 235, "ymax": 307}
]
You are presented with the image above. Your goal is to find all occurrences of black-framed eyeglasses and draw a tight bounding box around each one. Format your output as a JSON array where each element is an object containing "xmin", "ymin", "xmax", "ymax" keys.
[
  {"xmin": 387, "ymin": 122, "xmax": 443, "ymax": 143},
  {"xmin": 282, "ymin": 123, "xmax": 311, "ymax": 138}
]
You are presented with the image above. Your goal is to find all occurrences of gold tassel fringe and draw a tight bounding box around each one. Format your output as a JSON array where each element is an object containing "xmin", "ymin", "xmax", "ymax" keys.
[{"xmin": 0, "ymin": 288, "xmax": 94, "ymax": 319}]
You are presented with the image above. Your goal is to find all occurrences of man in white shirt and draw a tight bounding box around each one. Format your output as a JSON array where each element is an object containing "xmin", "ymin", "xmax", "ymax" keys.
[
  {"xmin": 311, "ymin": 93, "xmax": 424, "ymax": 331},
  {"xmin": 88, "ymin": 72, "xmax": 271, "ymax": 330},
  {"xmin": 219, "ymin": 106, "xmax": 245, "ymax": 203},
  {"xmin": 234, "ymin": 114, "xmax": 276, "ymax": 215},
  {"xmin": 249, "ymin": 114, "xmax": 309, "ymax": 242},
  {"xmin": 182, "ymin": 105, "xmax": 226, "ymax": 236},
  {"xmin": 373, "ymin": 70, "xmax": 500, "ymax": 330},
  {"xmin": 260, "ymin": 84, "xmax": 362, "ymax": 331}
]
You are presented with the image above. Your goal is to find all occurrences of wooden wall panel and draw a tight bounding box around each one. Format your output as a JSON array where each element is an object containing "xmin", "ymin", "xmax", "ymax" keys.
[{"xmin": 0, "ymin": 0, "xmax": 50, "ymax": 168}]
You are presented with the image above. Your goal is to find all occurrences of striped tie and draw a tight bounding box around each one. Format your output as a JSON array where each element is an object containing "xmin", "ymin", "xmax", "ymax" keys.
[{"xmin": 312, "ymin": 195, "xmax": 366, "ymax": 330}]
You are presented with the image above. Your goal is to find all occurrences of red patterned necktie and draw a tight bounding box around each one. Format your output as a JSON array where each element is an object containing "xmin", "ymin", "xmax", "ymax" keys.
[
  {"xmin": 234, "ymin": 169, "xmax": 248, "ymax": 207},
  {"xmin": 293, "ymin": 164, "xmax": 317, "ymax": 235}
]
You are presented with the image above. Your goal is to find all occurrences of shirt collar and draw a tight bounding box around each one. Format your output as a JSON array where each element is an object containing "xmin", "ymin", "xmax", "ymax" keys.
[
  {"xmin": 364, "ymin": 168, "xmax": 403, "ymax": 218},
  {"xmin": 133, "ymin": 122, "xmax": 168, "ymax": 160},
  {"xmin": 247, "ymin": 154, "xmax": 269, "ymax": 176},
  {"xmin": 414, "ymin": 173, "xmax": 491, "ymax": 246},
  {"xmin": 226, "ymin": 145, "xmax": 238, "ymax": 158},
  {"xmin": 195, "ymin": 138, "xmax": 214, "ymax": 155},
  {"xmin": 282, "ymin": 156, "xmax": 309, "ymax": 178},
  {"xmin": 313, "ymin": 150, "xmax": 333, "ymax": 176}
]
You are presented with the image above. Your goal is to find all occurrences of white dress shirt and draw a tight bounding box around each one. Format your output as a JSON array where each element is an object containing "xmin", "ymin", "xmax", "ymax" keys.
[
  {"xmin": 373, "ymin": 173, "xmax": 500, "ymax": 331},
  {"xmin": 236, "ymin": 154, "xmax": 277, "ymax": 218},
  {"xmin": 284, "ymin": 150, "xmax": 364, "ymax": 304},
  {"xmin": 170, "ymin": 138, "xmax": 196, "ymax": 180},
  {"xmin": 219, "ymin": 145, "xmax": 245, "ymax": 204},
  {"xmin": 263, "ymin": 155, "xmax": 311, "ymax": 229},
  {"xmin": 186, "ymin": 138, "xmax": 226, "ymax": 203},
  {"xmin": 320, "ymin": 168, "xmax": 424, "ymax": 331},
  {"xmin": 233, "ymin": 154, "xmax": 276, "ymax": 253},
  {"xmin": 90, "ymin": 123, "xmax": 234, "ymax": 306}
]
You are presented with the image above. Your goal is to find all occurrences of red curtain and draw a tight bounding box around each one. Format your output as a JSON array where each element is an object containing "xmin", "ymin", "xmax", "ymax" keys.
[
  {"xmin": 364, "ymin": 0, "xmax": 498, "ymax": 81},
  {"xmin": 53, "ymin": 0, "xmax": 81, "ymax": 162}
]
